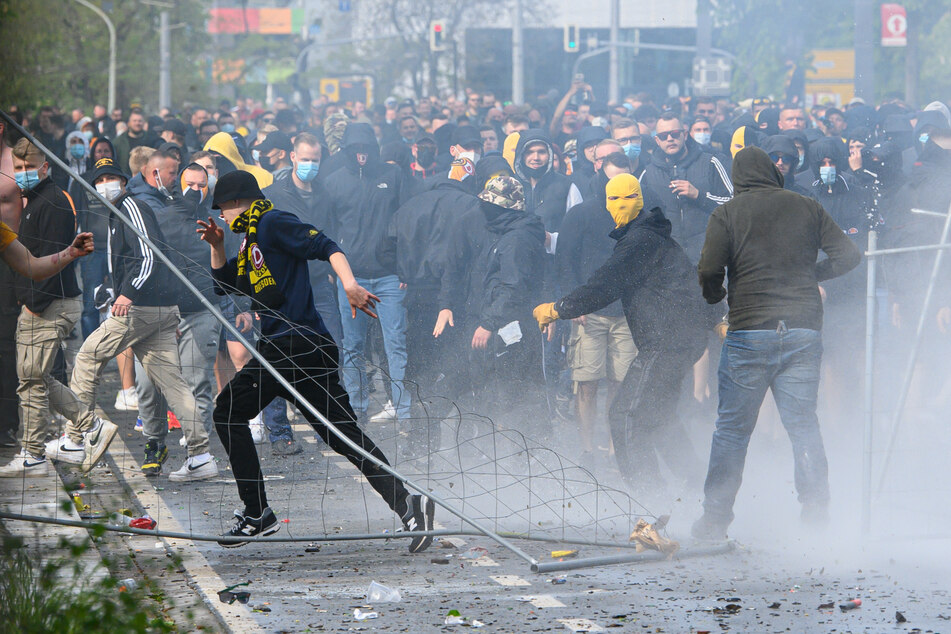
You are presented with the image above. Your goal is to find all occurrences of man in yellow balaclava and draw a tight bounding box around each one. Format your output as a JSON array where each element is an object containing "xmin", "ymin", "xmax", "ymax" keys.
[{"xmin": 532, "ymin": 173, "xmax": 708, "ymax": 493}]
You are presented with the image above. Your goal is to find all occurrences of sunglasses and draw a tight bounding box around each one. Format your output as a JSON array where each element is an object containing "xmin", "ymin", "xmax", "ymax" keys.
[
  {"xmin": 218, "ymin": 582, "xmax": 251, "ymax": 604},
  {"xmin": 768, "ymin": 152, "xmax": 791, "ymax": 163},
  {"xmin": 655, "ymin": 130, "xmax": 684, "ymax": 141}
]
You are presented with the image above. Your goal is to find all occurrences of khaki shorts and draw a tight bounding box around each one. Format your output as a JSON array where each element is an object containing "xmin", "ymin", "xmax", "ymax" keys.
[{"xmin": 566, "ymin": 313, "xmax": 637, "ymax": 383}]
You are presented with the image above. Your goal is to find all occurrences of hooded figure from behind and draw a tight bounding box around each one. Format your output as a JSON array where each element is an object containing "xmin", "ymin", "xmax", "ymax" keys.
[{"xmin": 534, "ymin": 174, "xmax": 708, "ymax": 492}]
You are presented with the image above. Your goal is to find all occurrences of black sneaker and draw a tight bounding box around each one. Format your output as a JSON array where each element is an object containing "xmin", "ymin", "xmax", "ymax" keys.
[
  {"xmin": 217, "ymin": 508, "xmax": 280, "ymax": 548},
  {"xmin": 401, "ymin": 494, "xmax": 436, "ymax": 553},
  {"xmin": 141, "ymin": 441, "xmax": 168, "ymax": 477}
]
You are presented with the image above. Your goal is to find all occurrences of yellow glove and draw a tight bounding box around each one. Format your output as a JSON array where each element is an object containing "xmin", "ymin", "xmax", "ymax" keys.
[{"xmin": 533, "ymin": 302, "xmax": 560, "ymax": 331}]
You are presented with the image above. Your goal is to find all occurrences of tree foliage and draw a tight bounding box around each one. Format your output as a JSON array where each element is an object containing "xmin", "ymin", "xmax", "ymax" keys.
[{"xmin": 0, "ymin": 0, "xmax": 212, "ymax": 112}]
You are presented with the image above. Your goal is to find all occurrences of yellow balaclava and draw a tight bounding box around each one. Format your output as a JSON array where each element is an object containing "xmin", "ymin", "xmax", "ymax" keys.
[
  {"xmin": 502, "ymin": 132, "xmax": 520, "ymax": 171},
  {"xmin": 605, "ymin": 174, "xmax": 644, "ymax": 228},
  {"xmin": 731, "ymin": 126, "xmax": 748, "ymax": 158}
]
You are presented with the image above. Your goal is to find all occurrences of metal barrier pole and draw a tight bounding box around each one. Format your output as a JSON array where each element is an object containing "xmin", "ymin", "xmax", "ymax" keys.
[
  {"xmin": 876, "ymin": 200, "xmax": 951, "ymax": 494},
  {"xmin": 0, "ymin": 109, "xmax": 539, "ymax": 568},
  {"xmin": 861, "ymin": 229, "xmax": 877, "ymax": 535}
]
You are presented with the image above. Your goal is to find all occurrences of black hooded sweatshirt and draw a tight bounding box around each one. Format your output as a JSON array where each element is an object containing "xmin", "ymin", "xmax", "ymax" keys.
[
  {"xmin": 555, "ymin": 206, "xmax": 706, "ymax": 357},
  {"xmin": 698, "ymin": 147, "xmax": 861, "ymax": 332},
  {"xmin": 73, "ymin": 136, "xmax": 118, "ymax": 251},
  {"xmin": 761, "ymin": 135, "xmax": 814, "ymax": 199},
  {"xmin": 477, "ymin": 201, "xmax": 547, "ymax": 333},
  {"xmin": 514, "ymin": 129, "xmax": 577, "ymax": 233},
  {"xmin": 322, "ymin": 123, "xmax": 404, "ymax": 278},
  {"xmin": 556, "ymin": 170, "xmax": 624, "ymax": 318}
]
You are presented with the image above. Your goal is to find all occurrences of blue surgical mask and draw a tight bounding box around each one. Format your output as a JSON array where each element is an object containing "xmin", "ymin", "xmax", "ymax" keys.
[
  {"xmin": 15, "ymin": 169, "xmax": 41, "ymax": 191},
  {"xmin": 69, "ymin": 144, "xmax": 86, "ymax": 159},
  {"xmin": 919, "ymin": 133, "xmax": 930, "ymax": 145},
  {"xmin": 692, "ymin": 132, "xmax": 711, "ymax": 146},
  {"xmin": 622, "ymin": 143, "xmax": 641, "ymax": 161},
  {"xmin": 252, "ymin": 149, "xmax": 261, "ymax": 163},
  {"xmin": 82, "ymin": 130, "xmax": 94, "ymax": 142},
  {"xmin": 295, "ymin": 160, "xmax": 319, "ymax": 182},
  {"xmin": 819, "ymin": 165, "xmax": 836, "ymax": 186},
  {"xmin": 221, "ymin": 123, "xmax": 236, "ymax": 134}
]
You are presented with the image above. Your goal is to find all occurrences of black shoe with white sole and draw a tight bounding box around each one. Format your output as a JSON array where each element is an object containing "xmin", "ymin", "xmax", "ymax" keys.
[
  {"xmin": 217, "ymin": 508, "xmax": 280, "ymax": 548},
  {"xmin": 401, "ymin": 494, "xmax": 436, "ymax": 553}
]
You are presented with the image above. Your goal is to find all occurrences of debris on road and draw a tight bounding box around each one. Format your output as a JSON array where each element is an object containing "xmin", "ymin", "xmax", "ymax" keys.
[
  {"xmin": 459, "ymin": 547, "xmax": 489, "ymax": 560},
  {"xmin": 818, "ymin": 601, "xmax": 835, "ymax": 610},
  {"xmin": 353, "ymin": 608, "xmax": 378, "ymax": 620},
  {"xmin": 896, "ymin": 611, "xmax": 907, "ymax": 623},
  {"xmin": 839, "ymin": 598, "xmax": 862, "ymax": 611},
  {"xmin": 366, "ymin": 581, "xmax": 401, "ymax": 603},
  {"xmin": 218, "ymin": 582, "xmax": 252, "ymax": 604},
  {"xmin": 629, "ymin": 517, "xmax": 679, "ymax": 556},
  {"xmin": 551, "ymin": 549, "xmax": 578, "ymax": 559}
]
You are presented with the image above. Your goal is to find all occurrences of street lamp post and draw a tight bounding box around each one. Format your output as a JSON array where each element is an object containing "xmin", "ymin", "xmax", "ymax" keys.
[{"xmin": 73, "ymin": 0, "xmax": 116, "ymax": 112}]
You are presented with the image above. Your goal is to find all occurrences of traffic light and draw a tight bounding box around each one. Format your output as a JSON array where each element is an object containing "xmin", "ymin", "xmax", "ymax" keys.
[
  {"xmin": 564, "ymin": 25, "xmax": 579, "ymax": 52},
  {"xmin": 430, "ymin": 20, "xmax": 447, "ymax": 52}
]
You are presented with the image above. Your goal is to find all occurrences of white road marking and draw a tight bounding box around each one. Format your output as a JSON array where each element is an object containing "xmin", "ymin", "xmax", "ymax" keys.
[
  {"xmin": 470, "ymin": 556, "xmax": 500, "ymax": 567},
  {"xmin": 333, "ymin": 461, "xmax": 357, "ymax": 470},
  {"xmin": 490, "ymin": 574, "xmax": 531, "ymax": 587},
  {"xmin": 107, "ymin": 432, "xmax": 264, "ymax": 632},
  {"xmin": 558, "ymin": 618, "xmax": 604, "ymax": 632},
  {"xmin": 523, "ymin": 594, "xmax": 566, "ymax": 608},
  {"xmin": 321, "ymin": 450, "xmax": 337, "ymax": 457}
]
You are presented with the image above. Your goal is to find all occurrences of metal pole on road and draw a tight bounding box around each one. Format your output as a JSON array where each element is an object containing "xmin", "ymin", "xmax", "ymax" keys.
[
  {"xmin": 608, "ymin": 0, "xmax": 619, "ymax": 103},
  {"xmin": 512, "ymin": 0, "xmax": 524, "ymax": 104},
  {"xmin": 73, "ymin": 0, "xmax": 116, "ymax": 112}
]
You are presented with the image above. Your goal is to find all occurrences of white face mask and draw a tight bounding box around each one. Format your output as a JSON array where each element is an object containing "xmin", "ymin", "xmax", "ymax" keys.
[
  {"xmin": 96, "ymin": 180, "xmax": 122, "ymax": 202},
  {"xmin": 458, "ymin": 150, "xmax": 481, "ymax": 165}
]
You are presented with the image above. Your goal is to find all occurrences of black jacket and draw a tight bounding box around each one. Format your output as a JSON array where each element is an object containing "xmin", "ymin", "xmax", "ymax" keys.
[
  {"xmin": 556, "ymin": 170, "xmax": 623, "ymax": 318},
  {"xmin": 323, "ymin": 123, "xmax": 404, "ymax": 278},
  {"xmin": 637, "ymin": 137, "xmax": 733, "ymax": 262},
  {"xmin": 107, "ymin": 193, "xmax": 180, "ymax": 307},
  {"xmin": 384, "ymin": 177, "xmax": 479, "ymax": 291},
  {"xmin": 698, "ymin": 147, "xmax": 861, "ymax": 332},
  {"xmin": 477, "ymin": 202, "xmax": 547, "ymax": 333},
  {"xmin": 555, "ymin": 206, "xmax": 706, "ymax": 357},
  {"xmin": 15, "ymin": 178, "xmax": 81, "ymax": 312},
  {"xmin": 263, "ymin": 170, "xmax": 333, "ymax": 285},
  {"xmin": 514, "ymin": 129, "xmax": 578, "ymax": 233}
]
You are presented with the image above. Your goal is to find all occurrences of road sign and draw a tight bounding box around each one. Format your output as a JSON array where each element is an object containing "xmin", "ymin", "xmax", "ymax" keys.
[{"xmin": 881, "ymin": 3, "xmax": 907, "ymax": 47}]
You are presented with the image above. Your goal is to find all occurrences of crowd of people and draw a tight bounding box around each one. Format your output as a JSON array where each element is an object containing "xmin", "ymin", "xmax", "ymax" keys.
[{"xmin": 1, "ymin": 75, "xmax": 949, "ymax": 541}]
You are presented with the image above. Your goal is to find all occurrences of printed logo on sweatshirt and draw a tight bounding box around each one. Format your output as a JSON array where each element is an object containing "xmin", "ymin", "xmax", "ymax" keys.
[{"xmin": 376, "ymin": 182, "xmax": 388, "ymax": 189}]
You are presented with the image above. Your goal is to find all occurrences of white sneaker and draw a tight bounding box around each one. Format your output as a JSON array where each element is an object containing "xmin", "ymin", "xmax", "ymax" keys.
[
  {"xmin": 369, "ymin": 400, "xmax": 397, "ymax": 423},
  {"xmin": 249, "ymin": 414, "xmax": 266, "ymax": 444},
  {"xmin": 168, "ymin": 453, "xmax": 218, "ymax": 482},
  {"xmin": 179, "ymin": 434, "xmax": 187, "ymax": 447},
  {"xmin": 114, "ymin": 386, "xmax": 139, "ymax": 411},
  {"xmin": 0, "ymin": 450, "xmax": 51, "ymax": 477},
  {"xmin": 82, "ymin": 417, "xmax": 118, "ymax": 472},
  {"xmin": 45, "ymin": 434, "xmax": 85, "ymax": 465}
]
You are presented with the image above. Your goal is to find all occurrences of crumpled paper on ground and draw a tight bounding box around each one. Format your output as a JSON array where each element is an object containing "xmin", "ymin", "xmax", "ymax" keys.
[{"xmin": 629, "ymin": 515, "xmax": 680, "ymax": 557}]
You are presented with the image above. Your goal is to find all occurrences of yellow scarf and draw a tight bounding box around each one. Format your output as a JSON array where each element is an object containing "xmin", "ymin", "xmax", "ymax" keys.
[{"xmin": 232, "ymin": 199, "xmax": 283, "ymax": 309}]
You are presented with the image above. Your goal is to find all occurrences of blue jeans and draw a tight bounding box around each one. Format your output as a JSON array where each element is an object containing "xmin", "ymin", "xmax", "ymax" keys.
[
  {"xmin": 262, "ymin": 398, "xmax": 293, "ymax": 442},
  {"xmin": 80, "ymin": 251, "xmax": 109, "ymax": 338},
  {"xmin": 702, "ymin": 325, "xmax": 830, "ymax": 523},
  {"xmin": 337, "ymin": 275, "xmax": 409, "ymax": 418}
]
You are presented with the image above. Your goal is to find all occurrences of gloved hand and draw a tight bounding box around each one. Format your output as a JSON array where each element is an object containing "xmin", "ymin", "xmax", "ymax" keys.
[{"xmin": 533, "ymin": 302, "xmax": 560, "ymax": 331}]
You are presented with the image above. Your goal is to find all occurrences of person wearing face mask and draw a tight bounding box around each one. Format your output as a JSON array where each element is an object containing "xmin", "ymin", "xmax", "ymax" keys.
[
  {"xmin": 129, "ymin": 161, "xmax": 227, "ymax": 477},
  {"xmin": 409, "ymin": 133, "xmax": 439, "ymax": 183},
  {"xmin": 321, "ymin": 123, "xmax": 411, "ymax": 424},
  {"xmin": 0, "ymin": 139, "xmax": 100, "ymax": 478},
  {"xmin": 254, "ymin": 131, "xmax": 293, "ymax": 176},
  {"xmin": 535, "ymin": 173, "xmax": 708, "ymax": 499},
  {"xmin": 66, "ymin": 157, "xmax": 218, "ymax": 481},
  {"xmin": 65, "ymin": 130, "xmax": 89, "ymax": 183},
  {"xmin": 612, "ymin": 118, "xmax": 645, "ymax": 173},
  {"xmin": 198, "ymin": 170, "xmax": 436, "ymax": 551}
]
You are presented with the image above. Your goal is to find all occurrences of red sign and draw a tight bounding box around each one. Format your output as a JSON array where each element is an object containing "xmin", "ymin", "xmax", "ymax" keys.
[{"xmin": 881, "ymin": 3, "xmax": 907, "ymax": 47}]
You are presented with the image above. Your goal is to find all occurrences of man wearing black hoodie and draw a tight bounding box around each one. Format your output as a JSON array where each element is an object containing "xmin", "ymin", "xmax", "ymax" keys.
[
  {"xmin": 513, "ymin": 130, "xmax": 582, "ymax": 234},
  {"xmin": 535, "ymin": 173, "xmax": 708, "ymax": 494},
  {"xmin": 322, "ymin": 123, "xmax": 410, "ymax": 423},
  {"xmin": 693, "ymin": 147, "xmax": 860, "ymax": 539},
  {"xmin": 761, "ymin": 135, "xmax": 814, "ymax": 199}
]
